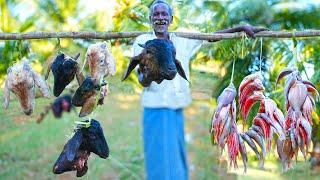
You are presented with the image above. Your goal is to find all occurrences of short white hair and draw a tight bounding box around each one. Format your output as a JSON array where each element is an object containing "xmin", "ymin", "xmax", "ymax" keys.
[{"xmin": 149, "ymin": 0, "xmax": 173, "ymax": 17}]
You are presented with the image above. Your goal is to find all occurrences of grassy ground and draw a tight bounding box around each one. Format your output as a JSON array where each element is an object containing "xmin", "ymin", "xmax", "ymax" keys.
[{"xmin": 0, "ymin": 68, "xmax": 319, "ymax": 179}]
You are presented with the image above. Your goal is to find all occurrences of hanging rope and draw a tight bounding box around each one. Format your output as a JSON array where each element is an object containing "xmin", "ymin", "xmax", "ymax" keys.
[
  {"xmin": 13, "ymin": 40, "xmax": 23, "ymax": 61},
  {"xmin": 259, "ymin": 37, "xmax": 263, "ymax": 74},
  {"xmin": 229, "ymin": 34, "xmax": 245, "ymax": 84},
  {"xmin": 241, "ymin": 33, "xmax": 246, "ymax": 59},
  {"xmin": 292, "ymin": 29, "xmax": 298, "ymax": 67},
  {"xmin": 229, "ymin": 49, "xmax": 236, "ymax": 84},
  {"xmin": 55, "ymin": 38, "xmax": 62, "ymax": 53}
]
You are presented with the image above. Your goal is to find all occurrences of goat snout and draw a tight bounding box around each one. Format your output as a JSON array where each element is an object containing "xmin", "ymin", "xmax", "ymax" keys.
[
  {"xmin": 163, "ymin": 67, "xmax": 177, "ymax": 80},
  {"xmin": 24, "ymin": 108, "xmax": 33, "ymax": 115}
]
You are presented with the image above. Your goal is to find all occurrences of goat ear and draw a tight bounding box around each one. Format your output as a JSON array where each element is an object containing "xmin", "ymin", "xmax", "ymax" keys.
[
  {"xmin": 45, "ymin": 62, "xmax": 52, "ymax": 80},
  {"xmin": 32, "ymin": 71, "xmax": 50, "ymax": 98},
  {"xmin": 79, "ymin": 96, "xmax": 96, "ymax": 117},
  {"xmin": 66, "ymin": 131, "xmax": 83, "ymax": 161},
  {"xmin": 100, "ymin": 41, "xmax": 107, "ymax": 49},
  {"xmin": 7, "ymin": 67, "xmax": 12, "ymax": 74},
  {"xmin": 175, "ymin": 59, "xmax": 189, "ymax": 82},
  {"xmin": 75, "ymin": 65, "xmax": 85, "ymax": 86},
  {"xmin": 122, "ymin": 56, "xmax": 140, "ymax": 81},
  {"xmin": 23, "ymin": 62, "xmax": 31, "ymax": 71},
  {"xmin": 57, "ymin": 53, "xmax": 65, "ymax": 60},
  {"xmin": 138, "ymin": 43, "xmax": 145, "ymax": 48},
  {"xmin": 81, "ymin": 54, "xmax": 88, "ymax": 72},
  {"xmin": 73, "ymin": 53, "xmax": 80, "ymax": 61},
  {"xmin": 3, "ymin": 79, "xmax": 11, "ymax": 109}
]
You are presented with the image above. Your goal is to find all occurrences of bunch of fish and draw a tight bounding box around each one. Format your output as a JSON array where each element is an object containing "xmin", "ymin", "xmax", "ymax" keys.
[
  {"xmin": 276, "ymin": 68, "xmax": 318, "ymax": 171},
  {"xmin": 211, "ymin": 72, "xmax": 293, "ymax": 173},
  {"xmin": 210, "ymin": 83, "xmax": 245, "ymax": 171},
  {"xmin": 239, "ymin": 73, "xmax": 286, "ymax": 169}
]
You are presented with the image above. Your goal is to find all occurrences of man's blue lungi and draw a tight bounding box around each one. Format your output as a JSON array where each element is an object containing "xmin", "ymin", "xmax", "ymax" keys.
[{"xmin": 142, "ymin": 108, "xmax": 188, "ymax": 180}]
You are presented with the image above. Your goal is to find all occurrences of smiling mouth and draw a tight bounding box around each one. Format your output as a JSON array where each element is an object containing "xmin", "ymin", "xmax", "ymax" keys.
[{"xmin": 154, "ymin": 20, "xmax": 168, "ymax": 26}]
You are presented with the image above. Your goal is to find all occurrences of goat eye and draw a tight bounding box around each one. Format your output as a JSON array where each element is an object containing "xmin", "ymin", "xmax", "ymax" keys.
[
  {"xmin": 100, "ymin": 59, "xmax": 105, "ymax": 64},
  {"xmin": 28, "ymin": 84, "xmax": 34, "ymax": 89}
]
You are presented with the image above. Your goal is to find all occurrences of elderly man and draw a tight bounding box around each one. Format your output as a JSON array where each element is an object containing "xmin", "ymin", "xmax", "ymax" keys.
[{"xmin": 133, "ymin": 1, "xmax": 265, "ymax": 179}]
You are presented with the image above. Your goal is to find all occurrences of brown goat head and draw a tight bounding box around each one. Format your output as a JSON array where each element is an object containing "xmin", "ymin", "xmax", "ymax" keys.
[
  {"xmin": 4, "ymin": 59, "xmax": 50, "ymax": 115},
  {"xmin": 84, "ymin": 41, "xmax": 116, "ymax": 80},
  {"xmin": 122, "ymin": 39, "xmax": 188, "ymax": 87},
  {"xmin": 72, "ymin": 77, "xmax": 107, "ymax": 117}
]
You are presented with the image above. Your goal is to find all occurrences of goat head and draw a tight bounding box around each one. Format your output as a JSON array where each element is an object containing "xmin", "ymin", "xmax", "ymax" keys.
[
  {"xmin": 37, "ymin": 94, "xmax": 73, "ymax": 123},
  {"xmin": 45, "ymin": 52, "xmax": 84, "ymax": 97},
  {"xmin": 4, "ymin": 59, "xmax": 50, "ymax": 115},
  {"xmin": 72, "ymin": 77, "xmax": 107, "ymax": 117},
  {"xmin": 123, "ymin": 39, "xmax": 188, "ymax": 87},
  {"xmin": 53, "ymin": 119, "xmax": 109, "ymax": 177},
  {"xmin": 84, "ymin": 41, "xmax": 116, "ymax": 79},
  {"xmin": 52, "ymin": 94, "xmax": 72, "ymax": 118}
]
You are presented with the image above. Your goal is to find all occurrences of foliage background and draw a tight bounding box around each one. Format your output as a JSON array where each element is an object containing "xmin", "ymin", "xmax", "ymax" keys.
[{"xmin": 0, "ymin": 0, "xmax": 320, "ymax": 179}]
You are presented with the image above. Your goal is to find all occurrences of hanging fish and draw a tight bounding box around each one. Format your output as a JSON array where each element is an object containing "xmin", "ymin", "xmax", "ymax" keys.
[{"xmin": 276, "ymin": 68, "xmax": 318, "ymax": 171}]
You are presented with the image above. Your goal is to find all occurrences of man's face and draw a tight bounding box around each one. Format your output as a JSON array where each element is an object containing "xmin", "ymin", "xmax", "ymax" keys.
[{"xmin": 150, "ymin": 3, "xmax": 172, "ymax": 34}]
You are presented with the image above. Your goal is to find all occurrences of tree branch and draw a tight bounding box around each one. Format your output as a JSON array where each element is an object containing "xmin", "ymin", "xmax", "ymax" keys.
[{"xmin": 0, "ymin": 30, "xmax": 320, "ymax": 40}]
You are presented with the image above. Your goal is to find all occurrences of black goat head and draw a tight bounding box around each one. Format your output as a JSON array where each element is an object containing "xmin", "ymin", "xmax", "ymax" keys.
[
  {"xmin": 45, "ymin": 53, "xmax": 81, "ymax": 97},
  {"xmin": 122, "ymin": 39, "xmax": 188, "ymax": 87},
  {"xmin": 72, "ymin": 77, "xmax": 107, "ymax": 117},
  {"xmin": 52, "ymin": 94, "xmax": 72, "ymax": 118},
  {"xmin": 53, "ymin": 119, "xmax": 109, "ymax": 177},
  {"xmin": 37, "ymin": 94, "xmax": 73, "ymax": 123}
]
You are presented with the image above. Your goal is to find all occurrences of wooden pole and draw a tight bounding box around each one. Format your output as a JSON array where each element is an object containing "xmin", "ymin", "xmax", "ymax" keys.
[{"xmin": 0, "ymin": 30, "xmax": 320, "ymax": 40}]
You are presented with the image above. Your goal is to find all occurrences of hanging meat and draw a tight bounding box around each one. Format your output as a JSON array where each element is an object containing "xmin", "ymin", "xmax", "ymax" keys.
[
  {"xmin": 53, "ymin": 119, "xmax": 109, "ymax": 177},
  {"xmin": 72, "ymin": 77, "xmax": 107, "ymax": 117},
  {"xmin": 45, "ymin": 52, "xmax": 84, "ymax": 97},
  {"xmin": 276, "ymin": 68, "xmax": 318, "ymax": 171},
  {"xmin": 83, "ymin": 42, "xmax": 117, "ymax": 104},
  {"xmin": 3, "ymin": 59, "xmax": 50, "ymax": 115},
  {"xmin": 210, "ymin": 83, "xmax": 247, "ymax": 172},
  {"xmin": 37, "ymin": 95, "xmax": 73, "ymax": 123},
  {"xmin": 123, "ymin": 39, "xmax": 188, "ymax": 87},
  {"xmin": 238, "ymin": 73, "xmax": 286, "ymax": 169}
]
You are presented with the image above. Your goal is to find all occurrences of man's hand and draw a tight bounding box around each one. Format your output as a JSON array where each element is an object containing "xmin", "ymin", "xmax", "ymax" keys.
[
  {"xmin": 240, "ymin": 25, "xmax": 269, "ymax": 38},
  {"xmin": 210, "ymin": 25, "xmax": 269, "ymax": 42}
]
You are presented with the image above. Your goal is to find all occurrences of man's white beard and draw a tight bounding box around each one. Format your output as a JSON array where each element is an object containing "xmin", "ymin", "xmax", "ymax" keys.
[{"xmin": 153, "ymin": 20, "xmax": 169, "ymax": 33}]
